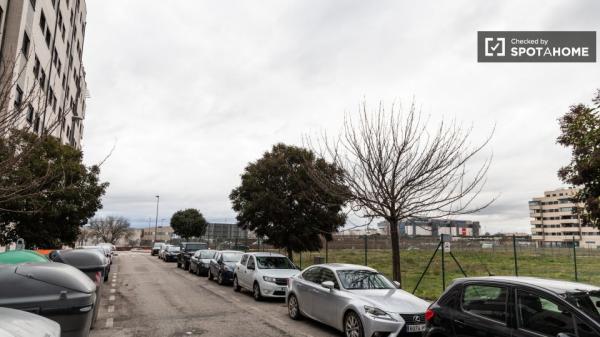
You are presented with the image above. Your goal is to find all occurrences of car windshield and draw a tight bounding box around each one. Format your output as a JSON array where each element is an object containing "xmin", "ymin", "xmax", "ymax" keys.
[
  {"xmin": 199, "ymin": 250, "xmax": 216, "ymax": 259},
  {"xmin": 153, "ymin": 243, "xmax": 162, "ymax": 248},
  {"xmin": 566, "ymin": 291, "xmax": 600, "ymax": 320},
  {"xmin": 337, "ymin": 270, "xmax": 395, "ymax": 290},
  {"xmin": 222, "ymin": 252, "xmax": 243, "ymax": 262},
  {"xmin": 256, "ymin": 256, "xmax": 295, "ymax": 269}
]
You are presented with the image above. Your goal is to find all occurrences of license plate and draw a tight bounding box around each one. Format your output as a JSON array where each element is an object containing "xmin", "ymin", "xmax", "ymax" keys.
[
  {"xmin": 407, "ymin": 324, "xmax": 426, "ymax": 332},
  {"xmin": 277, "ymin": 287, "xmax": 287, "ymax": 292}
]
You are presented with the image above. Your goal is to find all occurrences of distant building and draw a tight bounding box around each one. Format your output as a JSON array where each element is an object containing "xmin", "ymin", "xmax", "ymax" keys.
[
  {"xmin": 378, "ymin": 217, "xmax": 480, "ymax": 238},
  {"xmin": 201, "ymin": 222, "xmax": 248, "ymax": 242},
  {"xmin": 529, "ymin": 187, "xmax": 600, "ymax": 248},
  {"xmin": 141, "ymin": 226, "xmax": 174, "ymax": 244}
]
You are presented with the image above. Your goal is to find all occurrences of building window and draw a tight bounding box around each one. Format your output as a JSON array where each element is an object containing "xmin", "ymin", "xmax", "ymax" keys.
[
  {"xmin": 40, "ymin": 11, "xmax": 46, "ymax": 32},
  {"xmin": 14, "ymin": 86, "xmax": 23, "ymax": 109},
  {"xmin": 26, "ymin": 104, "xmax": 34, "ymax": 124},
  {"xmin": 21, "ymin": 32, "xmax": 30, "ymax": 57},
  {"xmin": 33, "ymin": 56, "xmax": 40, "ymax": 77}
]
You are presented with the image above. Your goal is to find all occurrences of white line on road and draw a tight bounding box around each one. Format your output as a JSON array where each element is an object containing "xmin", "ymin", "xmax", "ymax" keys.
[
  {"xmin": 105, "ymin": 318, "xmax": 113, "ymax": 328},
  {"xmin": 110, "ymin": 288, "xmax": 116, "ymax": 293},
  {"xmin": 107, "ymin": 305, "xmax": 114, "ymax": 313},
  {"xmin": 111, "ymin": 283, "xmax": 116, "ymax": 287},
  {"xmin": 109, "ymin": 295, "xmax": 115, "ymax": 301}
]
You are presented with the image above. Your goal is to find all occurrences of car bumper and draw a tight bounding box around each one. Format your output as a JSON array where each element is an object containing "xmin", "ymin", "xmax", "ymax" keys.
[
  {"xmin": 165, "ymin": 255, "xmax": 178, "ymax": 262},
  {"xmin": 361, "ymin": 314, "xmax": 426, "ymax": 337},
  {"xmin": 258, "ymin": 280, "xmax": 288, "ymax": 297},
  {"xmin": 198, "ymin": 264, "xmax": 210, "ymax": 274},
  {"xmin": 151, "ymin": 249, "xmax": 159, "ymax": 255},
  {"xmin": 220, "ymin": 270, "xmax": 235, "ymax": 282}
]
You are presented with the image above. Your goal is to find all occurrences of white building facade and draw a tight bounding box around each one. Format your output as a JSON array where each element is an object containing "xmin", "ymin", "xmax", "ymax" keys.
[{"xmin": 529, "ymin": 187, "xmax": 600, "ymax": 248}]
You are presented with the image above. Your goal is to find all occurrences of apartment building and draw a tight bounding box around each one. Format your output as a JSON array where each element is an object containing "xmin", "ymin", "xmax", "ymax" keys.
[
  {"xmin": 377, "ymin": 217, "xmax": 481, "ymax": 238},
  {"xmin": 0, "ymin": 0, "xmax": 87, "ymax": 148},
  {"xmin": 529, "ymin": 187, "xmax": 600, "ymax": 248}
]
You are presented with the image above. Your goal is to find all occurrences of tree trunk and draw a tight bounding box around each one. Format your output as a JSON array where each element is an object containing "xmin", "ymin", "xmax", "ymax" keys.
[
  {"xmin": 287, "ymin": 247, "xmax": 294, "ymax": 262},
  {"xmin": 387, "ymin": 216, "xmax": 402, "ymax": 287}
]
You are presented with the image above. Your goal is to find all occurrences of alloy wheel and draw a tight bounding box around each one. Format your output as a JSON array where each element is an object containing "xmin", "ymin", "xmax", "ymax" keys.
[
  {"xmin": 253, "ymin": 283, "xmax": 261, "ymax": 301},
  {"xmin": 217, "ymin": 272, "xmax": 223, "ymax": 285},
  {"xmin": 344, "ymin": 312, "xmax": 363, "ymax": 337},
  {"xmin": 288, "ymin": 295, "xmax": 300, "ymax": 319}
]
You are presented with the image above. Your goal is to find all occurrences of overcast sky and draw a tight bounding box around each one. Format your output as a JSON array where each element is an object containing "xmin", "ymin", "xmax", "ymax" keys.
[{"xmin": 82, "ymin": 1, "xmax": 600, "ymax": 233}]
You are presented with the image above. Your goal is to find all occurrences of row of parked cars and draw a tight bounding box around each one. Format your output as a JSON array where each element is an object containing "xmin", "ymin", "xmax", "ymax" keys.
[
  {"xmin": 153, "ymin": 241, "xmax": 600, "ymax": 337},
  {"xmin": 0, "ymin": 243, "xmax": 116, "ymax": 337}
]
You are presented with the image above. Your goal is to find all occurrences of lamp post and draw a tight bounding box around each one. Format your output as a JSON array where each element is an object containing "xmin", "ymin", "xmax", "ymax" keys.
[{"xmin": 153, "ymin": 195, "xmax": 160, "ymax": 243}]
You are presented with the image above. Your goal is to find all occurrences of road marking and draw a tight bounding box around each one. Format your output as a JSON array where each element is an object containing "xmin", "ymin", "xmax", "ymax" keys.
[
  {"xmin": 105, "ymin": 318, "xmax": 113, "ymax": 328},
  {"xmin": 109, "ymin": 295, "xmax": 115, "ymax": 301},
  {"xmin": 107, "ymin": 305, "xmax": 114, "ymax": 313},
  {"xmin": 111, "ymin": 283, "xmax": 116, "ymax": 287},
  {"xmin": 110, "ymin": 288, "xmax": 116, "ymax": 293}
]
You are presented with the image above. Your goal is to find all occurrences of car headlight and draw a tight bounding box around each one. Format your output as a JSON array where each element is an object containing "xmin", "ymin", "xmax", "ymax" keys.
[
  {"xmin": 263, "ymin": 276, "xmax": 276, "ymax": 283},
  {"xmin": 364, "ymin": 306, "xmax": 396, "ymax": 321}
]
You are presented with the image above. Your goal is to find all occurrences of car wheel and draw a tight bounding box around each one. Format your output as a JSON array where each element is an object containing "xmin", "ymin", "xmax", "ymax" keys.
[
  {"xmin": 177, "ymin": 262, "xmax": 181, "ymax": 268},
  {"xmin": 217, "ymin": 272, "xmax": 224, "ymax": 285},
  {"xmin": 184, "ymin": 262, "xmax": 189, "ymax": 271},
  {"xmin": 288, "ymin": 294, "xmax": 301, "ymax": 320},
  {"xmin": 344, "ymin": 311, "xmax": 364, "ymax": 337},
  {"xmin": 207, "ymin": 269, "xmax": 213, "ymax": 280},
  {"xmin": 253, "ymin": 282, "xmax": 262, "ymax": 301},
  {"xmin": 233, "ymin": 276, "xmax": 241, "ymax": 292},
  {"xmin": 196, "ymin": 266, "xmax": 201, "ymax": 276}
]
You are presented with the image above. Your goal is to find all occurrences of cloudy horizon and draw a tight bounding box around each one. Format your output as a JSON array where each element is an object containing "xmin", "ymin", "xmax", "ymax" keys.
[{"xmin": 81, "ymin": 1, "xmax": 600, "ymax": 234}]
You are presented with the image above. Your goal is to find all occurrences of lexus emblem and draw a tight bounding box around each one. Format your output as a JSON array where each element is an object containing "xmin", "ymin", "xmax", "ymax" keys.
[{"xmin": 413, "ymin": 315, "xmax": 421, "ymax": 323}]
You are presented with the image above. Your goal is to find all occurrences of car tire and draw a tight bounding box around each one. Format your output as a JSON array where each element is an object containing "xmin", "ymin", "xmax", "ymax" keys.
[
  {"xmin": 344, "ymin": 311, "xmax": 364, "ymax": 337},
  {"xmin": 233, "ymin": 276, "xmax": 241, "ymax": 292},
  {"xmin": 207, "ymin": 269, "xmax": 213, "ymax": 280},
  {"xmin": 196, "ymin": 266, "xmax": 201, "ymax": 276},
  {"xmin": 184, "ymin": 262, "xmax": 189, "ymax": 271},
  {"xmin": 253, "ymin": 282, "xmax": 262, "ymax": 301},
  {"xmin": 217, "ymin": 272, "xmax": 224, "ymax": 285},
  {"xmin": 288, "ymin": 294, "xmax": 301, "ymax": 320},
  {"xmin": 177, "ymin": 262, "xmax": 181, "ymax": 268}
]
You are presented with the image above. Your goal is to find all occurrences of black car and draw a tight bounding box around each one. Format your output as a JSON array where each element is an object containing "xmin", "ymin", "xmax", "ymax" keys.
[
  {"xmin": 188, "ymin": 249, "xmax": 216, "ymax": 276},
  {"xmin": 207, "ymin": 250, "xmax": 243, "ymax": 285},
  {"xmin": 163, "ymin": 245, "xmax": 181, "ymax": 262},
  {"xmin": 176, "ymin": 242, "xmax": 208, "ymax": 270},
  {"xmin": 151, "ymin": 242, "xmax": 166, "ymax": 256},
  {"xmin": 424, "ymin": 276, "xmax": 600, "ymax": 337}
]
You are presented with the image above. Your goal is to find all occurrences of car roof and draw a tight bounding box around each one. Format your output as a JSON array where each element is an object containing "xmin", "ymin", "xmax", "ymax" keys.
[
  {"xmin": 311, "ymin": 263, "xmax": 377, "ymax": 272},
  {"xmin": 246, "ymin": 252, "xmax": 287, "ymax": 258},
  {"xmin": 454, "ymin": 276, "xmax": 600, "ymax": 294},
  {"xmin": 218, "ymin": 250, "xmax": 244, "ymax": 253}
]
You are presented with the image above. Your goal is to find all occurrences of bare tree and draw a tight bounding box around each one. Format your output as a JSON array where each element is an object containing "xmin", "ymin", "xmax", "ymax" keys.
[
  {"xmin": 307, "ymin": 101, "xmax": 494, "ymax": 286},
  {"xmin": 89, "ymin": 216, "xmax": 131, "ymax": 245}
]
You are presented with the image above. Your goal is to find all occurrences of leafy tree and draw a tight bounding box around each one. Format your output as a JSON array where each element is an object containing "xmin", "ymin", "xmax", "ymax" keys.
[
  {"xmin": 558, "ymin": 89, "xmax": 600, "ymax": 228},
  {"xmin": 0, "ymin": 130, "xmax": 108, "ymax": 248},
  {"xmin": 230, "ymin": 143, "xmax": 350, "ymax": 260},
  {"xmin": 89, "ymin": 216, "xmax": 131, "ymax": 245},
  {"xmin": 170, "ymin": 209, "xmax": 208, "ymax": 240}
]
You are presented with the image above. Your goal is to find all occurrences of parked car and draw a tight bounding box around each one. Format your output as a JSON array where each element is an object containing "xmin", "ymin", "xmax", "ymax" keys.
[
  {"xmin": 208, "ymin": 250, "xmax": 244, "ymax": 285},
  {"xmin": 162, "ymin": 245, "xmax": 181, "ymax": 262},
  {"xmin": 233, "ymin": 252, "xmax": 300, "ymax": 300},
  {"xmin": 177, "ymin": 242, "xmax": 208, "ymax": 270},
  {"xmin": 286, "ymin": 263, "xmax": 430, "ymax": 337},
  {"xmin": 423, "ymin": 276, "xmax": 600, "ymax": 337},
  {"xmin": 189, "ymin": 249, "xmax": 216, "ymax": 276},
  {"xmin": 158, "ymin": 244, "xmax": 172, "ymax": 260},
  {"xmin": 151, "ymin": 242, "xmax": 166, "ymax": 256},
  {"xmin": 0, "ymin": 307, "xmax": 61, "ymax": 337}
]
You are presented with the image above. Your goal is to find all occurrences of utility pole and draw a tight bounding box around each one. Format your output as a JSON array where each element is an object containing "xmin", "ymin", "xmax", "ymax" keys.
[{"xmin": 154, "ymin": 195, "xmax": 160, "ymax": 243}]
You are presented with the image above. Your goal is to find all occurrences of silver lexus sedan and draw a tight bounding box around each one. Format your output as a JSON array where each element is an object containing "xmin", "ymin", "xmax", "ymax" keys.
[{"xmin": 286, "ymin": 263, "xmax": 430, "ymax": 337}]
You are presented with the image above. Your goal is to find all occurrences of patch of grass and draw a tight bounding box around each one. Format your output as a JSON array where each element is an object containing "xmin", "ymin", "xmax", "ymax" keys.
[{"xmin": 289, "ymin": 247, "xmax": 600, "ymax": 301}]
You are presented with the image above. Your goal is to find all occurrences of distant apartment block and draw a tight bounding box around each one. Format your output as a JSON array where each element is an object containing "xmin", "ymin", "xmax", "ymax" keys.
[
  {"xmin": 378, "ymin": 217, "xmax": 481, "ymax": 238},
  {"xmin": 0, "ymin": 0, "xmax": 88, "ymax": 148},
  {"xmin": 529, "ymin": 187, "xmax": 600, "ymax": 248}
]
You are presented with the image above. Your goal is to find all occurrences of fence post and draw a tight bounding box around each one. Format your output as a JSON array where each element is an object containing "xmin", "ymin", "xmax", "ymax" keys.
[
  {"xmin": 325, "ymin": 239, "xmax": 329, "ymax": 263},
  {"xmin": 364, "ymin": 235, "xmax": 368, "ymax": 266},
  {"xmin": 441, "ymin": 235, "xmax": 446, "ymax": 291},
  {"xmin": 513, "ymin": 235, "xmax": 519, "ymax": 277},
  {"xmin": 573, "ymin": 236, "xmax": 578, "ymax": 282}
]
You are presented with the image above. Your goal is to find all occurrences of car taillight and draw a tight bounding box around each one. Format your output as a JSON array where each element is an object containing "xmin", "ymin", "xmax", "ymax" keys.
[
  {"xmin": 425, "ymin": 309, "xmax": 435, "ymax": 322},
  {"xmin": 94, "ymin": 271, "xmax": 102, "ymax": 285}
]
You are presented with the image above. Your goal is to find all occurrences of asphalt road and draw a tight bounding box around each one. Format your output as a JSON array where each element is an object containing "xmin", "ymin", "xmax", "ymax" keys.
[{"xmin": 90, "ymin": 251, "xmax": 341, "ymax": 337}]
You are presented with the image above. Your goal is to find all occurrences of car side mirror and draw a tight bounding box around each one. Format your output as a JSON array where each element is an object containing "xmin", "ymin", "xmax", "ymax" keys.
[
  {"xmin": 392, "ymin": 281, "xmax": 401, "ymax": 289},
  {"xmin": 321, "ymin": 281, "xmax": 335, "ymax": 290}
]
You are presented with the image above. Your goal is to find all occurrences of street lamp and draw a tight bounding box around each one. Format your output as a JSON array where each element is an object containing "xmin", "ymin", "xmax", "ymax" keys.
[{"xmin": 153, "ymin": 195, "xmax": 160, "ymax": 243}]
